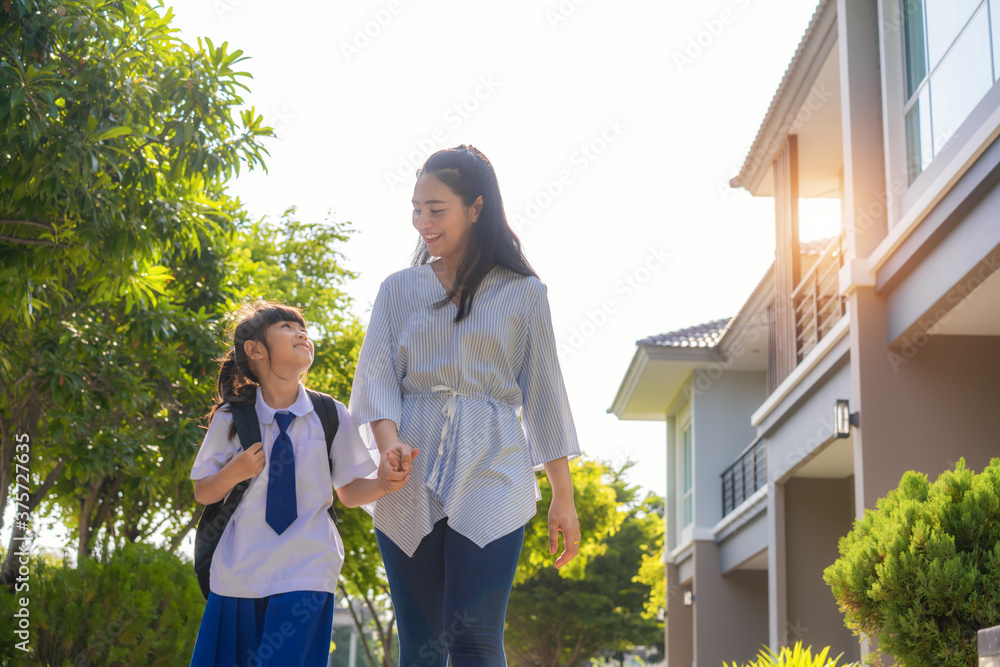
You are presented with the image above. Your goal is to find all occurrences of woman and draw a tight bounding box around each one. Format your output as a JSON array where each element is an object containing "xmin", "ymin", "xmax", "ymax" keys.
[{"xmin": 348, "ymin": 144, "xmax": 582, "ymax": 666}]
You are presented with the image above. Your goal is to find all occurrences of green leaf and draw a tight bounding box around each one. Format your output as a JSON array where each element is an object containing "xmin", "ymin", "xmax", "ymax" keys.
[{"xmin": 97, "ymin": 126, "xmax": 132, "ymax": 141}]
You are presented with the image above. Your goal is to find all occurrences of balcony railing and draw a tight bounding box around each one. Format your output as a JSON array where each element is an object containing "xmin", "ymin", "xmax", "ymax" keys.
[
  {"xmin": 792, "ymin": 230, "xmax": 847, "ymax": 363},
  {"xmin": 721, "ymin": 436, "xmax": 766, "ymax": 517}
]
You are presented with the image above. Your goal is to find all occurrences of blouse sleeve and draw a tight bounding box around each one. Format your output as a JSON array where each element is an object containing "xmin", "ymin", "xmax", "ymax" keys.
[
  {"xmin": 330, "ymin": 401, "xmax": 380, "ymax": 489},
  {"xmin": 516, "ymin": 281, "xmax": 583, "ymax": 471},
  {"xmin": 348, "ymin": 278, "xmax": 403, "ymax": 459},
  {"xmin": 190, "ymin": 408, "xmax": 240, "ymax": 480}
]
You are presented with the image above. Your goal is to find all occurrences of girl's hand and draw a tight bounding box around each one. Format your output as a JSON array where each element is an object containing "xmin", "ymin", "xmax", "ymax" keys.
[
  {"xmin": 225, "ymin": 442, "xmax": 266, "ymax": 481},
  {"xmin": 378, "ymin": 448, "xmax": 419, "ymax": 493},
  {"xmin": 386, "ymin": 441, "xmax": 418, "ymax": 474},
  {"xmin": 548, "ymin": 494, "xmax": 581, "ymax": 569}
]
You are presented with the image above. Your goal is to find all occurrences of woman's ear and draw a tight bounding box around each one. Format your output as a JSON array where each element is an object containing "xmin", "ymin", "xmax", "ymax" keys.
[{"xmin": 470, "ymin": 195, "xmax": 484, "ymax": 223}]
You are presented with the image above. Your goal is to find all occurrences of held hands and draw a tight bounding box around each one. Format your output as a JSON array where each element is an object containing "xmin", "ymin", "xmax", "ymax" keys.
[
  {"xmin": 548, "ymin": 493, "xmax": 581, "ymax": 569},
  {"xmin": 377, "ymin": 442, "xmax": 420, "ymax": 494},
  {"xmin": 225, "ymin": 442, "xmax": 266, "ymax": 482}
]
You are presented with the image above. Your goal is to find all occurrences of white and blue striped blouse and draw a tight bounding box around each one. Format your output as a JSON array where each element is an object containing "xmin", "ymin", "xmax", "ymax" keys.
[{"xmin": 347, "ymin": 261, "xmax": 582, "ymax": 556}]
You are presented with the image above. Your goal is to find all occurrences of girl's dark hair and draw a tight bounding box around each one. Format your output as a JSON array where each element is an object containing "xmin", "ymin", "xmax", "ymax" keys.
[
  {"xmin": 410, "ymin": 144, "xmax": 537, "ymax": 323},
  {"xmin": 204, "ymin": 300, "xmax": 306, "ymax": 440}
]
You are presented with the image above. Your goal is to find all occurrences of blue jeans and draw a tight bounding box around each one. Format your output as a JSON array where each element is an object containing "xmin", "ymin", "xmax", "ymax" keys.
[{"xmin": 376, "ymin": 517, "xmax": 525, "ymax": 667}]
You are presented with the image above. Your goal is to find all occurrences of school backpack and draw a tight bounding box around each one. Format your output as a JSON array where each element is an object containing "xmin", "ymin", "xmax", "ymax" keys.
[{"xmin": 193, "ymin": 388, "xmax": 341, "ymax": 600}]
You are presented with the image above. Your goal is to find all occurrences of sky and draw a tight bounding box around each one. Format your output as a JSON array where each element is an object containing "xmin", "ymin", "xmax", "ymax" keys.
[
  {"xmin": 163, "ymin": 0, "xmax": 843, "ymax": 497},
  {"xmin": 6, "ymin": 0, "xmax": 846, "ymax": 558}
]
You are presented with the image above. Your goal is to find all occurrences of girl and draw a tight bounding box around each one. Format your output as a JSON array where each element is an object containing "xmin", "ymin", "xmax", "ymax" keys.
[
  {"xmin": 189, "ymin": 301, "xmax": 414, "ymax": 667},
  {"xmin": 348, "ymin": 145, "xmax": 582, "ymax": 666}
]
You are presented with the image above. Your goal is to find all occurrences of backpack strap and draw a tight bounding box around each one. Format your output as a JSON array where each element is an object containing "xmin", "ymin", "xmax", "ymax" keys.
[
  {"xmin": 193, "ymin": 394, "xmax": 261, "ymax": 600},
  {"xmin": 308, "ymin": 389, "xmax": 342, "ymax": 524}
]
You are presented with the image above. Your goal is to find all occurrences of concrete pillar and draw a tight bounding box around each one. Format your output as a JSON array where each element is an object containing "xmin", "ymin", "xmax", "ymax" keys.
[
  {"xmin": 767, "ymin": 480, "xmax": 787, "ymax": 650},
  {"xmin": 837, "ymin": 0, "xmax": 890, "ymax": 659},
  {"xmin": 666, "ymin": 561, "xmax": 693, "ymax": 667},
  {"xmin": 692, "ymin": 542, "xmax": 769, "ymax": 666},
  {"xmin": 784, "ymin": 478, "xmax": 859, "ymax": 661},
  {"xmin": 980, "ymin": 625, "xmax": 1000, "ymax": 666}
]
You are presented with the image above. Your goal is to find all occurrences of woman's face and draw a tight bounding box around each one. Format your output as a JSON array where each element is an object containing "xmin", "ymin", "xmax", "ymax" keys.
[{"xmin": 411, "ymin": 172, "xmax": 482, "ymax": 263}]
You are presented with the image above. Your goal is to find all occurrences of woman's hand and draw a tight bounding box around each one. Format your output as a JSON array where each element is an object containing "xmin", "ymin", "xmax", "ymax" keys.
[
  {"xmin": 548, "ymin": 493, "xmax": 581, "ymax": 569},
  {"xmin": 542, "ymin": 456, "xmax": 580, "ymax": 569},
  {"xmin": 378, "ymin": 447, "xmax": 420, "ymax": 493},
  {"xmin": 370, "ymin": 419, "xmax": 418, "ymax": 475}
]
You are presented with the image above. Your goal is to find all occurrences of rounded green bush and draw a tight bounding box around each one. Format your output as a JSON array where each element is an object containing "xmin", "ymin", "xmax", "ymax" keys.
[
  {"xmin": 13, "ymin": 542, "xmax": 205, "ymax": 666},
  {"xmin": 823, "ymin": 457, "xmax": 1000, "ymax": 667}
]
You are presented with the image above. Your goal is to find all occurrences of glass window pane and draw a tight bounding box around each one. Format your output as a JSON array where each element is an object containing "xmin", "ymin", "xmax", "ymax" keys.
[
  {"xmin": 929, "ymin": 5, "xmax": 993, "ymax": 151},
  {"xmin": 682, "ymin": 495, "xmax": 692, "ymax": 527},
  {"xmin": 905, "ymin": 86, "xmax": 932, "ymax": 182},
  {"xmin": 926, "ymin": 0, "xmax": 983, "ymax": 69},
  {"xmin": 903, "ymin": 0, "xmax": 928, "ymax": 97},
  {"xmin": 992, "ymin": 0, "xmax": 1000, "ymax": 80},
  {"xmin": 682, "ymin": 427, "xmax": 692, "ymax": 492}
]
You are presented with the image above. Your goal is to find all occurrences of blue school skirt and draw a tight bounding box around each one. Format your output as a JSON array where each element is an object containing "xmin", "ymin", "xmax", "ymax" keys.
[{"xmin": 190, "ymin": 589, "xmax": 334, "ymax": 667}]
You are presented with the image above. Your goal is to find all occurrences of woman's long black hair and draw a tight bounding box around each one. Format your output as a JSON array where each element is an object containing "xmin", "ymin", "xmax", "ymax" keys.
[
  {"xmin": 204, "ymin": 300, "xmax": 307, "ymax": 440},
  {"xmin": 409, "ymin": 144, "xmax": 537, "ymax": 323}
]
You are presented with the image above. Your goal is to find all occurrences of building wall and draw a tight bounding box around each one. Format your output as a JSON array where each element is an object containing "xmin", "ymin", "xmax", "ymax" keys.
[
  {"xmin": 690, "ymin": 370, "xmax": 768, "ymax": 528},
  {"xmin": 884, "ymin": 177, "xmax": 1000, "ymax": 345},
  {"xmin": 692, "ymin": 541, "xmax": 769, "ymax": 667},
  {"xmin": 784, "ymin": 477, "xmax": 858, "ymax": 660},
  {"xmin": 761, "ymin": 353, "xmax": 852, "ymax": 481},
  {"xmin": 666, "ymin": 561, "xmax": 694, "ymax": 667},
  {"xmin": 853, "ymin": 330, "xmax": 1000, "ymax": 511}
]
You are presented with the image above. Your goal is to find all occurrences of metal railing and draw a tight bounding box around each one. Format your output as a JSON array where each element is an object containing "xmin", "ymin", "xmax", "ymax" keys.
[
  {"xmin": 791, "ymin": 230, "xmax": 847, "ymax": 363},
  {"xmin": 721, "ymin": 436, "xmax": 766, "ymax": 517}
]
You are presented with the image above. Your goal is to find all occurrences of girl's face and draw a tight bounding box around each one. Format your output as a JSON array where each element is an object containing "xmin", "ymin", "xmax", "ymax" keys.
[
  {"xmin": 245, "ymin": 320, "xmax": 313, "ymax": 380},
  {"xmin": 411, "ymin": 172, "xmax": 482, "ymax": 263}
]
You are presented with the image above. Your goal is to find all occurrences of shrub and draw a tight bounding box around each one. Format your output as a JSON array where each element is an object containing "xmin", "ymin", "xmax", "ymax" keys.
[
  {"xmin": 723, "ymin": 641, "xmax": 858, "ymax": 667},
  {"xmin": 823, "ymin": 457, "xmax": 1000, "ymax": 667},
  {"xmin": 25, "ymin": 542, "xmax": 205, "ymax": 666}
]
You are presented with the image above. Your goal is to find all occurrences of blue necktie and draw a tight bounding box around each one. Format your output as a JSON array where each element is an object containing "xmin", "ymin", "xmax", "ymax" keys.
[{"xmin": 266, "ymin": 411, "xmax": 298, "ymax": 535}]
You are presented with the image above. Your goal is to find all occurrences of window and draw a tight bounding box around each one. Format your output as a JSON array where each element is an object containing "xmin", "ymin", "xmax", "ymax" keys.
[
  {"xmin": 902, "ymin": 0, "xmax": 999, "ymax": 183},
  {"xmin": 681, "ymin": 424, "xmax": 692, "ymax": 528}
]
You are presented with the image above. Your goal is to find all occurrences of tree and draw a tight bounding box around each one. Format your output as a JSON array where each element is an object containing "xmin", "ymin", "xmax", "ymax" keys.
[
  {"xmin": 504, "ymin": 460, "xmax": 665, "ymax": 667},
  {"xmin": 0, "ymin": 0, "xmax": 272, "ymax": 581},
  {"xmin": 823, "ymin": 458, "xmax": 1000, "ymax": 667}
]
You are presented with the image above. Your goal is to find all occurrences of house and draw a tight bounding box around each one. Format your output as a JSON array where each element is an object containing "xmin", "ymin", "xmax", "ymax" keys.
[{"xmin": 609, "ymin": 1, "xmax": 1000, "ymax": 664}]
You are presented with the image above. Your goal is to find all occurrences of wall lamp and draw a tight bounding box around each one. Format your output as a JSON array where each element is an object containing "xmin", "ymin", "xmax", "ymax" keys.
[{"xmin": 834, "ymin": 399, "xmax": 860, "ymax": 439}]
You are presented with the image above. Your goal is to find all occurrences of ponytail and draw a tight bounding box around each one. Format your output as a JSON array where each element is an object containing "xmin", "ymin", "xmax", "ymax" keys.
[{"xmin": 203, "ymin": 300, "xmax": 306, "ymax": 440}]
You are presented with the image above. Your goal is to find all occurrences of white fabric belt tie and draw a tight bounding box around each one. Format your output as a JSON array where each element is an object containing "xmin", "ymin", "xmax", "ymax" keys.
[{"xmin": 430, "ymin": 384, "xmax": 470, "ymax": 456}]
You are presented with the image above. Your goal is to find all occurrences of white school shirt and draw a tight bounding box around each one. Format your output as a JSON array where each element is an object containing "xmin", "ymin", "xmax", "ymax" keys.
[
  {"xmin": 190, "ymin": 383, "xmax": 377, "ymax": 598},
  {"xmin": 348, "ymin": 263, "xmax": 582, "ymax": 557}
]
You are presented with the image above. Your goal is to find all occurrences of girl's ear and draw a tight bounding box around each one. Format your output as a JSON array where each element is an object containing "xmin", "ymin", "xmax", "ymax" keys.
[{"xmin": 244, "ymin": 339, "xmax": 265, "ymax": 361}]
